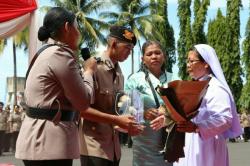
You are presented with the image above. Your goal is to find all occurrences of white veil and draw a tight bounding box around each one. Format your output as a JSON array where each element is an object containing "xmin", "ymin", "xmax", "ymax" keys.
[{"xmin": 195, "ymin": 44, "xmax": 242, "ymax": 138}]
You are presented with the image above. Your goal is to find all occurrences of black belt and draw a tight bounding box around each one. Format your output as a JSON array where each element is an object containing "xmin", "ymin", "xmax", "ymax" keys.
[{"xmin": 26, "ymin": 107, "xmax": 78, "ymax": 121}]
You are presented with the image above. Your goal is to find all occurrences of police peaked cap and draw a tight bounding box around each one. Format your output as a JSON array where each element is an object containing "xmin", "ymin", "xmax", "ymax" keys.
[{"xmin": 109, "ymin": 25, "xmax": 137, "ymax": 45}]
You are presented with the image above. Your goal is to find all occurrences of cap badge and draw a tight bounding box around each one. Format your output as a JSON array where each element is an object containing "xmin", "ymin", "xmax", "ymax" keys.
[{"xmin": 123, "ymin": 30, "xmax": 134, "ymax": 41}]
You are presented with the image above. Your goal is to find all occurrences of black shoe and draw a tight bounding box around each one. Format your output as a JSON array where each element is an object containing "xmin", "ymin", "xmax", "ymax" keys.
[{"xmin": 229, "ymin": 138, "xmax": 236, "ymax": 142}]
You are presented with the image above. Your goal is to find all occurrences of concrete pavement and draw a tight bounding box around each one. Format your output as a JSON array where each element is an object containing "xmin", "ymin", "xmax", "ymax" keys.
[{"xmin": 0, "ymin": 141, "xmax": 249, "ymax": 166}]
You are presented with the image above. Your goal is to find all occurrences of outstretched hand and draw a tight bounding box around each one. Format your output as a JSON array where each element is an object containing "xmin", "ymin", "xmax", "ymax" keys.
[
  {"xmin": 150, "ymin": 114, "xmax": 166, "ymax": 131},
  {"xmin": 144, "ymin": 108, "xmax": 159, "ymax": 121},
  {"xmin": 115, "ymin": 115, "xmax": 145, "ymax": 136}
]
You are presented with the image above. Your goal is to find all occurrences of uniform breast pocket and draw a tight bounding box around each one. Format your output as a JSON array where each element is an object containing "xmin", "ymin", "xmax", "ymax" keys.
[{"xmin": 95, "ymin": 88, "xmax": 114, "ymax": 113}]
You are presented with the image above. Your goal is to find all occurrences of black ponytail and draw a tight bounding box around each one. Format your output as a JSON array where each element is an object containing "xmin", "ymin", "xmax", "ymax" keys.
[{"xmin": 38, "ymin": 7, "xmax": 75, "ymax": 41}]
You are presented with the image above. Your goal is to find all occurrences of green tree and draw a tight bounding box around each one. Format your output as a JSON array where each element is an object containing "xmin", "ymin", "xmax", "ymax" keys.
[
  {"xmin": 177, "ymin": 0, "xmax": 210, "ymax": 79},
  {"xmin": 51, "ymin": 0, "xmax": 108, "ymax": 51},
  {"xmin": 185, "ymin": 17, "xmax": 193, "ymax": 53},
  {"xmin": 14, "ymin": 28, "xmax": 29, "ymax": 50},
  {"xmin": 100, "ymin": 0, "xmax": 163, "ymax": 74},
  {"xmin": 150, "ymin": 0, "xmax": 176, "ymax": 72},
  {"xmin": 224, "ymin": 0, "xmax": 243, "ymax": 106},
  {"xmin": 11, "ymin": 27, "xmax": 29, "ymax": 106},
  {"xmin": 177, "ymin": 0, "xmax": 192, "ymax": 80},
  {"xmin": 192, "ymin": 0, "xmax": 210, "ymax": 44},
  {"xmin": 207, "ymin": 9, "xmax": 227, "ymax": 64},
  {"xmin": 0, "ymin": 39, "xmax": 7, "ymax": 53},
  {"xmin": 193, "ymin": 0, "xmax": 201, "ymax": 18},
  {"xmin": 0, "ymin": 28, "xmax": 28, "ymax": 106},
  {"xmin": 239, "ymin": 4, "xmax": 250, "ymax": 112}
]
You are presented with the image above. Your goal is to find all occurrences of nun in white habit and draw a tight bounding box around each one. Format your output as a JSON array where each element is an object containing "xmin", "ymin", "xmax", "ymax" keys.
[{"xmin": 174, "ymin": 44, "xmax": 242, "ymax": 166}]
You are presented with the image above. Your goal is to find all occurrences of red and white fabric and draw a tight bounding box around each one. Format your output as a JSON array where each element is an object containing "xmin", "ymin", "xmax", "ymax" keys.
[
  {"xmin": 0, "ymin": 0, "xmax": 39, "ymax": 61},
  {"xmin": 0, "ymin": 0, "xmax": 37, "ymax": 23}
]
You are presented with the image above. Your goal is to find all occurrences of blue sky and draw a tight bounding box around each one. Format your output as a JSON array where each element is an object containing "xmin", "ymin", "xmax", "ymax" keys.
[{"xmin": 0, "ymin": 0, "xmax": 249, "ymax": 103}]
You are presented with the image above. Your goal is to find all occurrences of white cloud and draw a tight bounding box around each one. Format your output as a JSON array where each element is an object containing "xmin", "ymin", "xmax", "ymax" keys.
[
  {"xmin": 210, "ymin": 0, "xmax": 227, "ymax": 9},
  {"xmin": 242, "ymin": 0, "xmax": 249, "ymax": 9},
  {"xmin": 167, "ymin": 0, "xmax": 178, "ymax": 4}
]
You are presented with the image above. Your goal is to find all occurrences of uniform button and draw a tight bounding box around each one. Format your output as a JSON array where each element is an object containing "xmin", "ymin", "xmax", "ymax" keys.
[{"xmin": 92, "ymin": 126, "xmax": 96, "ymax": 130}]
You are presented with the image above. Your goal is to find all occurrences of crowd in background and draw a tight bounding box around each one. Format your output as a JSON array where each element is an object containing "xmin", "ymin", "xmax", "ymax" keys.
[
  {"xmin": 240, "ymin": 111, "xmax": 250, "ymax": 142},
  {"xmin": 0, "ymin": 101, "xmax": 25, "ymax": 156}
]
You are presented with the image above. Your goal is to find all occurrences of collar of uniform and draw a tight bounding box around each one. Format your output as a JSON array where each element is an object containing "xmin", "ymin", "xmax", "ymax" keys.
[
  {"xmin": 101, "ymin": 53, "xmax": 115, "ymax": 71},
  {"xmin": 47, "ymin": 38, "xmax": 74, "ymax": 57}
]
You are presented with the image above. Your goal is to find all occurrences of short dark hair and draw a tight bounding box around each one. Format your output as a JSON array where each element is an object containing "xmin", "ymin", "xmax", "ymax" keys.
[
  {"xmin": 142, "ymin": 40, "xmax": 165, "ymax": 56},
  {"xmin": 141, "ymin": 40, "xmax": 167, "ymax": 72},
  {"xmin": 0, "ymin": 102, "xmax": 4, "ymax": 106},
  {"xmin": 38, "ymin": 7, "xmax": 76, "ymax": 41}
]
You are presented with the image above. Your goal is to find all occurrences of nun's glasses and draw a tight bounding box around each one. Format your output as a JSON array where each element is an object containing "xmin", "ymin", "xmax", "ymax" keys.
[{"xmin": 186, "ymin": 59, "xmax": 201, "ymax": 65}]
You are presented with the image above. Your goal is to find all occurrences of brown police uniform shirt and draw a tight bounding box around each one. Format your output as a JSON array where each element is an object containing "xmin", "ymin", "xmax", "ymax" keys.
[
  {"xmin": 0, "ymin": 110, "xmax": 8, "ymax": 131},
  {"xmin": 79, "ymin": 53, "xmax": 124, "ymax": 161},
  {"xmin": 9, "ymin": 111, "xmax": 22, "ymax": 132},
  {"xmin": 15, "ymin": 39, "xmax": 94, "ymax": 160},
  {"xmin": 241, "ymin": 112, "xmax": 250, "ymax": 128}
]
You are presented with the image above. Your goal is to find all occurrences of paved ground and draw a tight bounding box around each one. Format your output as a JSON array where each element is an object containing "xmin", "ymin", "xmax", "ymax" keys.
[{"xmin": 0, "ymin": 141, "xmax": 249, "ymax": 166}]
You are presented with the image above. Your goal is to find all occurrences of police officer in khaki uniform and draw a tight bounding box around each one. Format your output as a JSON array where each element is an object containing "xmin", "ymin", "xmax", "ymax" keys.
[
  {"xmin": 9, "ymin": 105, "xmax": 22, "ymax": 152},
  {"xmin": 241, "ymin": 111, "xmax": 250, "ymax": 142},
  {"xmin": 3, "ymin": 105, "xmax": 11, "ymax": 152},
  {"xmin": 0, "ymin": 102, "xmax": 8, "ymax": 155},
  {"xmin": 15, "ymin": 7, "xmax": 141, "ymax": 166},
  {"xmin": 79, "ymin": 26, "xmax": 139, "ymax": 166}
]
